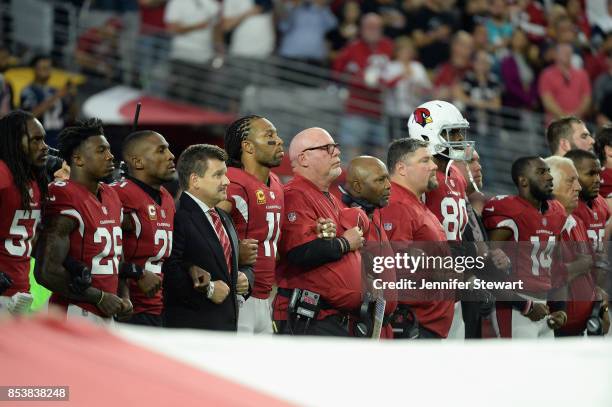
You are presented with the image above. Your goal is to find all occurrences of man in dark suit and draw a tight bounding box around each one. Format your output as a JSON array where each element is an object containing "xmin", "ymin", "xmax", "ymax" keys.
[{"xmin": 162, "ymin": 144, "xmax": 254, "ymax": 331}]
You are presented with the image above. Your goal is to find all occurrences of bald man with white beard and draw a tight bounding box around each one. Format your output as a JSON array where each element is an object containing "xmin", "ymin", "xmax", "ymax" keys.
[{"xmin": 272, "ymin": 127, "xmax": 365, "ymax": 336}]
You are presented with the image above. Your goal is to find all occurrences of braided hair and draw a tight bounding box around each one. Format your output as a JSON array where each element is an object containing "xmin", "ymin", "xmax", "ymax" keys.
[
  {"xmin": 0, "ymin": 110, "xmax": 48, "ymax": 210},
  {"xmin": 224, "ymin": 115, "xmax": 262, "ymax": 168},
  {"xmin": 58, "ymin": 118, "xmax": 105, "ymax": 164}
]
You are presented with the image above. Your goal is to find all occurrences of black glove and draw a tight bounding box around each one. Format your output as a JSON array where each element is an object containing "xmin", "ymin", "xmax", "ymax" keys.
[
  {"xmin": 63, "ymin": 257, "xmax": 91, "ymax": 294},
  {"xmin": 0, "ymin": 272, "xmax": 13, "ymax": 295}
]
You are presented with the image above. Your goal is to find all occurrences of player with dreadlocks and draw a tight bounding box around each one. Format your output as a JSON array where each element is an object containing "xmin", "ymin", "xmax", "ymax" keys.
[
  {"xmin": 35, "ymin": 118, "xmax": 131, "ymax": 324},
  {"xmin": 217, "ymin": 115, "xmax": 285, "ymax": 333},
  {"xmin": 0, "ymin": 110, "xmax": 48, "ymax": 315}
]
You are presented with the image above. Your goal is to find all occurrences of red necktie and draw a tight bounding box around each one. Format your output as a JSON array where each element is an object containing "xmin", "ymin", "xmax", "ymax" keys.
[{"xmin": 209, "ymin": 209, "xmax": 232, "ymax": 273}]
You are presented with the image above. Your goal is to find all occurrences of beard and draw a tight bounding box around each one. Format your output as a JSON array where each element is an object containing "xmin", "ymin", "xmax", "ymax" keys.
[
  {"xmin": 426, "ymin": 177, "xmax": 439, "ymax": 191},
  {"xmin": 529, "ymin": 182, "xmax": 553, "ymax": 202}
]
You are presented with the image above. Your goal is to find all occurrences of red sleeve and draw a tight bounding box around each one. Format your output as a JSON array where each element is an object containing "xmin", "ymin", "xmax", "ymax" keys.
[
  {"xmin": 111, "ymin": 181, "xmax": 136, "ymax": 213},
  {"xmin": 278, "ymin": 189, "xmax": 319, "ymax": 254},
  {"xmin": 46, "ymin": 183, "xmax": 77, "ymax": 217},
  {"xmin": 482, "ymin": 199, "xmax": 513, "ymax": 231},
  {"xmin": 380, "ymin": 202, "xmax": 413, "ymax": 241},
  {"xmin": 225, "ymin": 181, "xmax": 249, "ymax": 226}
]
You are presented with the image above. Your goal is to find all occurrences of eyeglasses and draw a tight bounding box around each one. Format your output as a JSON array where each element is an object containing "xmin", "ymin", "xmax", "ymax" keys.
[{"xmin": 301, "ymin": 143, "xmax": 340, "ymax": 155}]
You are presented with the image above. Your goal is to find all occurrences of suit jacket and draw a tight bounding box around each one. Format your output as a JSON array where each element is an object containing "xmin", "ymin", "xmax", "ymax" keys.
[{"xmin": 162, "ymin": 193, "xmax": 254, "ymax": 331}]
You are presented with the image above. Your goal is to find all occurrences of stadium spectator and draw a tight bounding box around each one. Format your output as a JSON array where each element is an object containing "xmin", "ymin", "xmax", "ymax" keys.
[
  {"xmin": 20, "ymin": 55, "xmax": 78, "ymax": 148},
  {"xmin": 326, "ymin": 0, "xmax": 361, "ymax": 60},
  {"xmin": 500, "ymin": 29, "xmax": 538, "ymax": 112},
  {"xmin": 483, "ymin": 0, "xmax": 513, "ymax": 56},
  {"xmin": 222, "ymin": 0, "xmax": 275, "ymax": 59},
  {"xmin": 278, "ymin": 0, "xmax": 338, "ymax": 65},
  {"xmin": 508, "ymin": 0, "xmax": 547, "ymax": 44},
  {"xmin": 411, "ymin": 0, "xmax": 456, "ymax": 70},
  {"xmin": 546, "ymin": 116, "xmax": 594, "ymax": 157},
  {"xmin": 273, "ymin": 127, "xmax": 364, "ymax": 336},
  {"xmin": 593, "ymin": 49, "xmax": 612, "ymax": 124},
  {"xmin": 333, "ymin": 12, "xmax": 393, "ymax": 159},
  {"xmin": 595, "ymin": 125, "xmax": 612, "ymax": 202},
  {"xmin": 360, "ymin": 0, "xmax": 406, "ymax": 39},
  {"xmin": 461, "ymin": 0, "xmax": 488, "ymax": 33},
  {"xmin": 0, "ymin": 46, "xmax": 14, "ymax": 117},
  {"xmin": 137, "ymin": 0, "xmax": 170, "ymax": 89},
  {"xmin": 538, "ymin": 43, "xmax": 591, "ymax": 123},
  {"xmin": 472, "ymin": 23, "xmax": 491, "ymax": 54},
  {"xmin": 0, "ymin": 111, "xmax": 48, "ymax": 316},
  {"xmin": 453, "ymin": 50, "xmax": 502, "ymax": 134},
  {"xmin": 75, "ymin": 17, "xmax": 123, "ymax": 83},
  {"xmin": 164, "ymin": 144, "xmax": 253, "ymax": 331},
  {"xmin": 380, "ymin": 36, "xmax": 431, "ymax": 139},
  {"xmin": 433, "ymin": 31, "xmax": 473, "ymax": 100},
  {"xmin": 164, "ymin": 0, "xmax": 219, "ymax": 103}
]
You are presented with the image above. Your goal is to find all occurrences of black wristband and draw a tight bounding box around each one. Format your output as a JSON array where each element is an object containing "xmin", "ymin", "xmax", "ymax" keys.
[{"xmin": 119, "ymin": 263, "xmax": 144, "ymax": 280}]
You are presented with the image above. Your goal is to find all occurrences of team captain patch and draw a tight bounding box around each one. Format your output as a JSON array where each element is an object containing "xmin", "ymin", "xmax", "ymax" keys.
[{"xmin": 256, "ymin": 189, "xmax": 266, "ymax": 204}]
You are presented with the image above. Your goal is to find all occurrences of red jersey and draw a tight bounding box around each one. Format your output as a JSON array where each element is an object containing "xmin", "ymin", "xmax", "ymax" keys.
[
  {"xmin": 482, "ymin": 195, "xmax": 567, "ymax": 292},
  {"xmin": 273, "ymin": 174, "xmax": 362, "ymax": 321},
  {"xmin": 573, "ymin": 196, "xmax": 610, "ymax": 253},
  {"xmin": 226, "ymin": 167, "xmax": 284, "ymax": 299},
  {"xmin": 556, "ymin": 215, "xmax": 596, "ymax": 335},
  {"xmin": 424, "ymin": 164, "xmax": 468, "ymax": 242},
  {"xmin": 380, "ymin": 182, "xmax": 454, "ymax": 338},
  {"xmin": 46, "ymin": 180, "xmax": 123, "ymax": 317},
  {"xmin": 0, "ymin": 161, "xmax": 41, "ymax": 296},
  {"xmin": 599, "ymin": 167, "xmax": 612, "ymax": 199},
  {"xmin": 111, "ymin": 179, "xmax": 175, "ymax": 316}
]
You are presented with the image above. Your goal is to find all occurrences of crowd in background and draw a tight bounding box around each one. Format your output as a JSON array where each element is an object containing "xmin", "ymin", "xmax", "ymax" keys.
[{"xmin": 3, "ymin": 1, "xmax": 612, "ymax": 148}]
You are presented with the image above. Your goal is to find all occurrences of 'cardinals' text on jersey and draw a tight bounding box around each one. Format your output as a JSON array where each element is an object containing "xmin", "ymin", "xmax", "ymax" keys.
[
  {"xmin": 226, "ymin": 167, "xmax": 283, "ymax": 299},
  {"xmin": 0, "ymin": 161, "xmax": 41, "ymax": 296},
  {"xmin": 424, "ymin": 164, "xmax": 468, "ymax": 242},
  {"xmin": 482, "ymin": 195, "xmax": 567, "ymax": 292},
  {"xmin": 112, "ymin": 179, "xmax": 175, "ymax": 315},
  {"xmin": 46, "ymin": 180, "xmax": 123, "ymax": 316}
]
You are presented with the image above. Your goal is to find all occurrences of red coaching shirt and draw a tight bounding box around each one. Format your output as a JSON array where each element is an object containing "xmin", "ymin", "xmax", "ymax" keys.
[
  {"xmin": 46, "ymin": 180, "xmax": 123, "ymax": 317},
  {"xmin": 380, "ymin": 181, "xmax": 455, "ymax": 338},
  {"xmin": 482, "ymin": 195, "xmax": 567, "ymax": 292},
  {"xmin": 273, "ymin": 174, "xmax": 362, "ymax": 321},
  {"xmin": 111, "ymin": 178, "xmax": 175, "ymax": 316},
  {"xmin": 331, "ymin": 185, "xmax": 398, "ymax": 339},
  {"xmin": 0, "ymin": 161, "xmax": 42, "ymax": 296},
  {"xmin": 226, "ymin": 167, "xmax": 283, "ymax": 299},
  {"xmin": 556, "ymin": 215, "xmax": 596, "ymax": 335},
  {"xmin": 424, "ymin": 164, "xmax": 468, "ymax": 242}
]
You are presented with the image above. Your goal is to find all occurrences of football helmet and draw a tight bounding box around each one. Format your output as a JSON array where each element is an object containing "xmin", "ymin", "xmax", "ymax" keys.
[{"xmin": 407, "ymin": 100, "xmax": 473, "ymax": 161}]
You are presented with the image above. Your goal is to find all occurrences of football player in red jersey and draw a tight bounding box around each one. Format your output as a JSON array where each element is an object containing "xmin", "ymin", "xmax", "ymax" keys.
[
  {"xmin": 217, "ymin": 115, "xmax": 284, "ymax": 334},
  {"xmin": 565, "ymin": 150, "xmax": 611, "ymax": 334},
  {"xmin": 332, "ymin": 156, "xmax": 396, "ymax": 338},
  {"xmin": 111, "ymin": 130, "xmax": 177, "ymax": 327},
  {"xmin": 407, "ymin": 100, "xmax": 472, "ymax": 338},
  {"xmin": 0, "ymin": 110, "xmax": 48, "ymax": 315},
  {"xmin": 380, "ymin": 138, "xmax": 456, "ymax": 339},
  {"xmin": 483, "ymin": 156, "xmax": 568, "ymax": 338},
  {"xmin": 35, "ymin": 119, "xmax": 130, "ymax": 324},
  {"xmin": 544, "ymin": 156, "xmax": 606, "ymax": 336}
]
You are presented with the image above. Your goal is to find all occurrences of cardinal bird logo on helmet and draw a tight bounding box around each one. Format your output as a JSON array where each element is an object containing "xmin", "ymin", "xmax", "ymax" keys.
[{"xmin": 413, "ymin": 107, "xmax": 433, "ymax": 128}]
